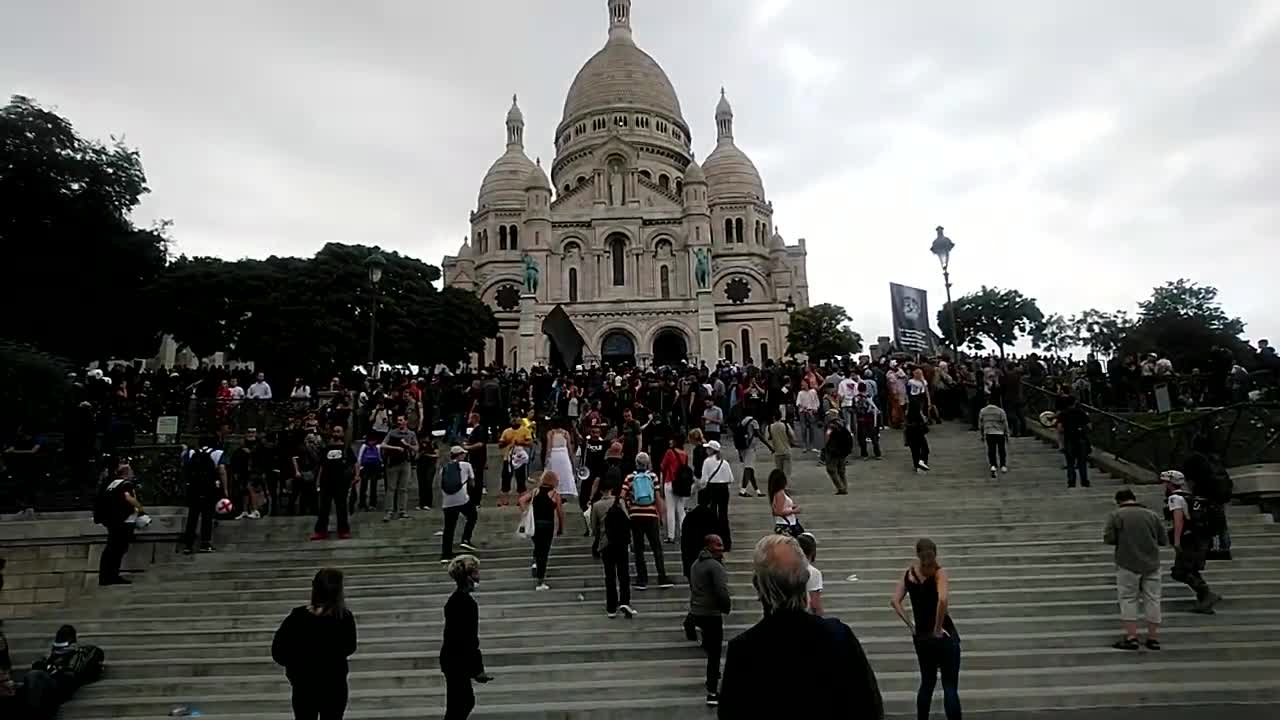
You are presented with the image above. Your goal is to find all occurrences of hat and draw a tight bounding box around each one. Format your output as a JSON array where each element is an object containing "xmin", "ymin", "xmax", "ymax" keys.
[
  {"xmin": 704, "ymin": 439, "xmax": 722, "ymax": 453},
  {"xmin": 1160, "ymin": 470, "xmax": 1186, "ymax": 487},
  {"xmin": 449, "ymin": 445, "xmax": 465, "ymax": 456},
  {"xmin": 606, "ymin": 441, "xmax": 625, "ymax": 460}
]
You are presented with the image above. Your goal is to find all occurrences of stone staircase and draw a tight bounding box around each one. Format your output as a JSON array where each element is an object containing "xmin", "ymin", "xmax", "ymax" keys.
[{"xmin": 5, "ymin": 424, "xmax": 1280, "ymax": 718}]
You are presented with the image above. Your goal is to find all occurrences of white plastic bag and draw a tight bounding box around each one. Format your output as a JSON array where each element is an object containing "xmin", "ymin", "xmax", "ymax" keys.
[{"xmin": 515, "ymin": 506, "xmax": 535, "ymax": 542}]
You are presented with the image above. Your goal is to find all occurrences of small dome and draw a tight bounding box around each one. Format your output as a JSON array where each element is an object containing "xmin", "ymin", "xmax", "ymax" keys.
[
  {"xmin": 457, "ymin": 236, "xmax": 473, "ymax": 258},
  {"xmin": 478, "ymin": 148, "xmax": 536, "ymax": 209},
  {"xmin": 684, "ymin": 157, "xmax": 706, "ymax": 184},
  {"xmin": 704, "ymin": 142, "xmax": 765, "ymax": 202},
  {"xmin": 525, "ymin": 158, "xmax": 552, "ymax": 191},
  {"xmin": 769, "ymin": 227, "xmax": 786, "ymax": 250},
  {"xmin": 506, "ymin": 94, "xmax": 523, "ymax": 124}
]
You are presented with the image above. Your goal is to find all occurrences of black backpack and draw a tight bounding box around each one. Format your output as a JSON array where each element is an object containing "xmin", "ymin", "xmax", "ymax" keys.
[
  {"xmin": 1171, "ymin": 491, "xmax": 1227, "ymax": 537},
  {"xmin": 184, "ymin": 448, "xmax": 218, "ymax": 493},
  {"xmin": 732, "ymin": 419, "xmax": 753, "ymax": 450},
  {"xmin": 440, "ymin": 461, "xmax": 464, "ymax": 495},
  {"xmin": 93, "ymin": 478, "xmax": 129, "ymax": 526},
  {"xmin": 604, "ymin": 497, "xmax": 631, "ymax": 547},
  {"xmin": 672, "ymin": 462, "xmax": 695, "ymax": 497},
  {"xmin": 827, "ymin": 425, "xmax": 854, "ymax": 457}
]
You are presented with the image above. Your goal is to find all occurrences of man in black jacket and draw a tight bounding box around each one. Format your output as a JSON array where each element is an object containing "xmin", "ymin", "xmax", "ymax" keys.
[
  {"xmin": 440, "ymin": 555, "xmax": 492, "ymax": 719},
  {"xmin": 685, "ymin": 534, "xmax": 731, "ymax": 706},
  {"xmin": 719, "ymin": 534, "xmax": 884, "ymax": 719}
]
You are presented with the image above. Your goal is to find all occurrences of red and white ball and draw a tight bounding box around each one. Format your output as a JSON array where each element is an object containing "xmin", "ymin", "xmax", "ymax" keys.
[{"xmin": 215, "ymin": 498, "xmax": 234, "ymax": 515}]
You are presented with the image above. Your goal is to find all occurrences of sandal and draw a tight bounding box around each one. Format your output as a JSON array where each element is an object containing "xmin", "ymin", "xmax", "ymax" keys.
[
  {"xmin": 1112, "ymin": 637, "xmax": 1140, "ymax": 651},
  {"xmin": 1145, "ymin": 638, "xmax": 1161, "ymax": 651}
]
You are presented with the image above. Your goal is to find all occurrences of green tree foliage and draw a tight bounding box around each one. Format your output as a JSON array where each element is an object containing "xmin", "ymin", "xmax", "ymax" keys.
[
  {"xmin": 0, "ymin": 95, "xmax": 168, "ymax": 362},
  {"xmin": 1071, "ymin": 309, "xmax": 1134, "ymax": 357},
  {"xmin": 147, "ymin": 244, "xmax": 496, "ymax": 378},
  {"xmin": 786, "ymin": 303, "xmax": 863, "ymax": 359},
  {"xmin": 938, "ymin": 287, "xmax": 1045, "ymax": 357},
  {"xmin": 0, "ymin": 341, "xmax": 72, "ymax": 435},
  {"xmin": 1031, "ymin": 313, "xmax": 1080, "ymax": 356},
  {"xmin": 1122, "ymin": 279, "xmax": 1247, "ymax": 369}
]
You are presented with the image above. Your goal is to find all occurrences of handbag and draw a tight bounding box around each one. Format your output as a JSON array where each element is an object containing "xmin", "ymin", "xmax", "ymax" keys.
[{"xmin": 514, "ymin": 504, "xmax": 535, "ymax": 542}]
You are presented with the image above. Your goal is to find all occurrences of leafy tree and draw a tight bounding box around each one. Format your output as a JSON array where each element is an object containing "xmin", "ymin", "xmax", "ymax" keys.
[
  {"xmin": 0, "ymin": 341, "xmax": 72, "ymax": 436},
  {"xmin": 938, "ymin": 286, "xmax": 1045, "ymax": 357},
  {"xmin": 786, "ymin": 303, "xmax": 863, "ymax": 359},
  {"xmin": 1032, "ymin": 313, "xmax": 1080, "ymax": 356},
  {"xmin": 1071, "ymin": 309, "xmax": 1134, "ymax": 357},
  {"xmin": 0, "ymin": 95, "xmax": 168, "ymax": 363},
  {"xmin": 1123, "ymin": 279, "xmax": 1247, "ymax": 370}
]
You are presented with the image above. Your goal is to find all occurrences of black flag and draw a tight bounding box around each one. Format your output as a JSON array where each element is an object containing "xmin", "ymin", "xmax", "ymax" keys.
[
  {"xmin": 890, "ymin": 283, "xmax": 936, "ymax": 354},
  {"xmin": 541, "ymin": 304, "xmax": 585, "ymax": 368}
]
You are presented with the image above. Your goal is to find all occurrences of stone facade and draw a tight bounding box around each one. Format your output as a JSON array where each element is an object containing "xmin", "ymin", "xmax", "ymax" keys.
[{"xmin": 442, "ymin": 0, "xmax": 808, "ymax": 368}]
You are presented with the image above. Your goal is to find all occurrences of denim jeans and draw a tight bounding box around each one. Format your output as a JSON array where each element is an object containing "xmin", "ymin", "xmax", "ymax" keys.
[{"xmin": 913, "ymin": 634, "xmax": 962, "ymax": 720}]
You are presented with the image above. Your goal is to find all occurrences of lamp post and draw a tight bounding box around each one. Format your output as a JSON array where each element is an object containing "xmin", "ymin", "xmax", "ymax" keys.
[
  {"xmin": 784, "ymin": 295, "xmax": 796, "ymax": 315},
  {"xmin": 365, "ymin": 252, "xmax": 386, "ymax": 376},
  {"xmin": 930, "ymin": 226, "xmax": 958, "ymax": 352}
]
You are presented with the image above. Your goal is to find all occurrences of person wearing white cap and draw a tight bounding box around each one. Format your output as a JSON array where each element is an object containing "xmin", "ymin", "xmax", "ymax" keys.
[
  {"xmin": 439, "ymin": 446, "xmax": 479, "ymax": 562},
  {"xmin": 1162, "ymin": 470, "xmax": 1222, "ymax": 613},
  {"xmin": 699, "ymin": 440, "xmax": 736, "ymax": 552}
]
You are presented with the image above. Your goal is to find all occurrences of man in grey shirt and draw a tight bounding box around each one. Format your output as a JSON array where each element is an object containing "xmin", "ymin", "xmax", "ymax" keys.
[
  {"xmin": 1103, "ymin": 488, "xmax": 1166, "ymax": 650},
  {"xmin": 380, "ymin": 414, "xmax": 419, "ymax": 521},
  {"xmin": 684, "ymin": 534, "xmax": 731, "ymax": 705},
  {"xmin": 701, "ymin": 397, "xmax": 724, "ymax": 442}
]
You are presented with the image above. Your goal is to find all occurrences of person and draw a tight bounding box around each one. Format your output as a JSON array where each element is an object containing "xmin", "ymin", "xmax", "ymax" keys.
[
  {"xmin": 591, "ymin": 477, "xmax": 636, "ymax": 619},
  {"xmin": 837, "ymin": 371, "xmax": 859, "ymax": 429},
  {"xmin": 1183, "ymin": 434, "xmax": 1234, "ymax": 560},
  {"xmin": 684, "ymin": 534, "xmax": 732, "ymax": 706},
  {"xmin": 380, "ymin": 413, "xmax": 419, "ymax": 521},
  {"xmin": 660, "ymin": 432, "xmax": 692, "ymax": 543},
  {"xmin": 497, "ymin": 413, "xmax": 532, "ymax": 507},
  {"xmin": 730, "ymin": 406, "xmax": 764, "ymax": 497},
  {"xmin": 581, "ymin": 422, "xmax": 608, "ymax": 510},
  {"xmin": 462, "ymin": 413, "xmax": 488, "ymax": 503},
  {"xmin": 440, "ymin": 446, "xmax": 480, "ymax": 562},
  {"xmin": 518, "ymin": 470, "xmax": 565, "ymax": 591},
  {"xmin": 891, "ymin": 538, "xmax": 961, "ymax": 720},
  {"xmin": 680, "ymin": 490, "xmax": 719, "ymax": 578},
  {"xmin": 765, "ymin": 410, "xmax": 795, "ymax": 476},
  {"xmin": 624, "ymin": 452, "xmax": 673, "ymax": 589},
  {"xmin": 768, "ymin": 469, "xmax": 802, "ymax": 536},
  {"xmin": 312, "ymin": 425, "xmax": 355, "ymax": 541},
  {"xmin": 21, "ymin": 624, "xmax": 104, "ymax": 716},
  {"xmin": 854, "ymin": 383, "xmax": 882, "ymax": 460},
  {"xmin": 699, "ymin": 440, "xmax": 735, "ymax": 552},
  {"xmin": 352, "ymin": 434, "xmax": 382, "ymax": 513},
  {"xmin": 719, "ymin": 535, "xmax": 884, "ymax": 719},
  {"xmin": 1104, "ymin": 488, "xmax": 1166, "ymax": 650},
  {"xmin": 439, "ymin": 555, "xmax": 493, "ymax": 720},
  {"xmin": 1163, "ymin": 470, "xmax": 1222, "ymax": 614},
  {"xmin": 1056, "ymin": 396, "xmax": 1091, "ymax": 488},
  {"xmin": 978, "ymin": 394, "xmax": 1010, "ymax": 478},
  {"xmin": 417, "ymin": 429, "xmax": 440, "ymax": 512},
  {"xmin": 904, "ymin": 400, "xmax": 931, "ymax": 474},
  {"xmin": 231, "ymin": 427, "xmax": 264, "ymax": 519},
  {"xmin": 701, "ymin": 396, "xmax": 724, "ymax": 442},
  {"xmin": 824, "ymin": 414, "xmax": 853, "ymax": 494},
  {"xmin": 797, "ymin": 532, "xmax": 823, "ymax": 616},
  {"xmin": 796, "ymin": 379, "xmax": 821, "ymax": 452},
  {"xmin": 94, "ymin": 456, "xmax": 144, "ymax": 585},
  {"xmin": 544, "ymin": 419, "xmax": 580, "ymax": 526},
  {"xmin": 271, "ymin": 568, "xmax": 358, "ymax": 720},
  {"xmin": 180, "ymin": 438, "xmax": 226, "ymax": 554}
]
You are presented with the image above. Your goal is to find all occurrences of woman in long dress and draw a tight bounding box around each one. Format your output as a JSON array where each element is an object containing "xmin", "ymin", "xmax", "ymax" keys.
[{"xmin": 544, "ymin": 418, "xmax": 585, "ymax": 533}]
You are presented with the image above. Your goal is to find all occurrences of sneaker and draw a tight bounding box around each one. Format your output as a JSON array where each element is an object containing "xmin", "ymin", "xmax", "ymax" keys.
[
  {"xmin": 1000, "ymin": 466, "xmax": 1008, "ymax": 474},
  {"xmin": 873, "ymin": 455, "xmax": 883, "ymax": 461},
  {"xmin": 659, "ymin": 580, "xmax": 675, "ymax": 589},
  {"xmin": 990, "ymin": 466, "xmax": 997, "ymax": 478},
  {"xmin": 433, "ymin": 530, "xmax": 445, "ymax": 536},
  {"xmin": 1112, "ymin": 637, "xmax": 1140, "ymax": 651},
  {"xmin": 247, "ymin": 510, "xmax": 261, "ymax": 519},
  {"xmin": 459, "ymin": 541, "xmax": 478, "ymax": 552},
  {"xmin": 182, "ymin": 547, "xmax": 194, "ymax": 555},
  {"xmin": 607, "ymin": 611, "xmax": 617, "ymax": 619},
  {"xmin": 198, "ymin": 545, "xmax": 215, "ymax": 553},
  {"xmin": 634, "ymin": 584, "xmax": 648, "ymax": 591},
  {"xmin": 917, "ymin": 462, "xmax": 931, "ymax": 471},
  {"xmin": 755, "ymin": 489, "xmax": 765, "ymax": 497},
  {"xmin": 738, "ymin": 490, "xmax": 750, "ymax": 498},
  {"xmin": 309, "ymin": 532, "xmax": 329, "ymax": 541},
  {"xmin": 619, "ymin": 604, "xmax": 636, "ymax": 618},
  {"xmin": 1145, "ymin": 638, "xmax": 1162, "ymax": 651},
  {"xmin": 439, "ymin": 557, "xmax": 452, "ymax": 565},
  {"xmin": 706, "ymin": 693, "xmax": 719, "ymax": 706},
  {"xmin": 235, "ymin": 512, "xmax": 249, "ymax": 520},
  {"xmin": 535, "ymin": 583, "xmax": 551, "ymax": 591},
  {"xmin": 383, "ymin": 512, "xmax": 393, "ymax": 522},
  {"xmin": 398, "ymin": 512, "xmax": 410, "ymax": 520},
  {"xmin": 337, "ymin": 531, "xmax": 352, "ymax": 540}
]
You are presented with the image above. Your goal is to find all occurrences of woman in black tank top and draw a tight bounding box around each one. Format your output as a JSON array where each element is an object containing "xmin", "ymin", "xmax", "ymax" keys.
[{"xmin": 891, "ymin": 538, "xmax": 962, "ymax": 720}]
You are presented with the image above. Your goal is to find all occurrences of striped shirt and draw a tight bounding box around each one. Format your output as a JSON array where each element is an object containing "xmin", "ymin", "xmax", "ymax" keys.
[{"xmin": 622, "ymin": 472, "xmax": 661, "ymax": 520}]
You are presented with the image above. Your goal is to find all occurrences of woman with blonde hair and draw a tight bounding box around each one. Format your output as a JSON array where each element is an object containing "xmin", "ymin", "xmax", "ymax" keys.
[
  {"xmin": 518, "ymin": 470, "xmax": 565, "ymax": 591},
  {"xmin": 440, "ymin": 555, "xmax": 492, "ymax": 719},
  {"xmin": 271, "ymin": 568, "xmax": 358, "ymax": 720},
  {"xmin": 891, "ymin": 538, "xmax": 961, "ymax": 720}
]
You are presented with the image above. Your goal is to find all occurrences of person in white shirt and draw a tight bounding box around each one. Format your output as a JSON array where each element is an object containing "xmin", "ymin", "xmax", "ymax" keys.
[
  {"xmin": 797, "ymin": 532, "xmax": 824, "ymax": 616},
  {"xmin": 290, "ymin": 378, "xmax": 311, "ymax": 401},
  {"xmin": 440, "ymin": 446, "xmax": 478, "ymax": 561},
  {"xmin": 227, "ymin": 377, "xmax": 246, "ymax": 403},
  {"xmin": 247, "ymin": 373, "xmax": 273, "ymax": 401},
  {"xmin": 699, "ymin": 440, "xmax": 736, "ymax": 552},
  {"xmin": 837, "ymin": 376, "xmax": 859, "ymax": 429},
  {"xmin": 795, "ymin": 380, "xmax": 821, "ymax": 452}
]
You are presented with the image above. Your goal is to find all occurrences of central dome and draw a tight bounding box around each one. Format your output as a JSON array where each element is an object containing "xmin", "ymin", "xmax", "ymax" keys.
[{"xmin": 561, "ymin": 36, "xmax": 684, "ymax": 126}]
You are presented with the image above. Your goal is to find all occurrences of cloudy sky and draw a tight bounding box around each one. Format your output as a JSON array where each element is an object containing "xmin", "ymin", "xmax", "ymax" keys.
[{"xmin": 4, "ymin": 0, "xmax": 1277, "ymax": 348}]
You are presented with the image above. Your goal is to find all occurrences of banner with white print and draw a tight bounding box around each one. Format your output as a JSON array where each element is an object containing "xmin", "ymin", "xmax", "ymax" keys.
[{"xmin": 890, "ymin": 283, "xmax": 935, "ymax": 354}]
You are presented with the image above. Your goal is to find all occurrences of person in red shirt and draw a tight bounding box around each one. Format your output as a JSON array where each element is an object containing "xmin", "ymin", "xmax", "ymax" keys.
[{"xmin": 660, "ymin": 432, "xmax": 690, "ymax": 543}]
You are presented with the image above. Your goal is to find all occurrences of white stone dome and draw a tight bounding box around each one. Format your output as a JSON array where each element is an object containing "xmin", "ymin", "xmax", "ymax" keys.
[
  {"xmin": 525, "ymin": 159, "xmax": 552, "ymax": 190},
  {"xmin": 562, "ymin": 38, "xmax": 684, "ymax": 126},
  {"xmin": 704, "ymin": 143, "xmax": 765, "ymax": 202},
  {"xmin": 478, "ymin": 148, "xmax": 536, "ymax": 209},
  {"xmin": 684, "ymin": 157, "xmax": 706, "ymax": 184}
]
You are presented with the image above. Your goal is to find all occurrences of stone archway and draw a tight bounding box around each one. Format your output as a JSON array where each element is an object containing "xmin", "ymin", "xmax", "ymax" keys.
[
  {"xmin": 600, "ymin": 329, "xmax": 637, "ymax": 368},
  {"xmin": 652, "ymin": 328, "xmax": 689, "ymax": 367}
]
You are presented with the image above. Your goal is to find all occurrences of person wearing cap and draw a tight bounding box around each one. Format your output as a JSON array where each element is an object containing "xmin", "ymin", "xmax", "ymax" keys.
[
  {"xmin": 440, "ymin": 446, "xmax": 479, "ymax": 562},
  {"xmin": 699, "ymin": 440, "xmax": 736, "ymax": 552},
  {"xmin": 22, "ymin": 624, "xmax": 105, "ymax": 715},
  {"xmin": 1163, "ymin": 470, "xmax": 1222, "ymax": 614}
]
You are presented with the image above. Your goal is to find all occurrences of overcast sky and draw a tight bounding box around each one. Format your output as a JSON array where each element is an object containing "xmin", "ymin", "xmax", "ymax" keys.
[{"xmin": 4, "ymin": 0, "xmax": 1276, "ymax": 348}]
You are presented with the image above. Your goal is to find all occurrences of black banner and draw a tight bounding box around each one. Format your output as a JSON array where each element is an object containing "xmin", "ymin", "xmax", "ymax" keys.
[
  {"xmin": 541, "ymin": 305, "xmax": 585, "ymax": 368},
  {"xmin": 890, "ymin": 283, "xmax": 936, "ymax": 354}
]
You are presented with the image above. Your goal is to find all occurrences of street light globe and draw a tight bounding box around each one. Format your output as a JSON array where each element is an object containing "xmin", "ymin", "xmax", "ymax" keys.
[
  {"xmin": 930, "ymin": 226, "xmax": 954, "ymax": 269},
  {"xmin": 365, "ymin": 252, "xmax": 387, "ymax": 284},
  {"xmin": 784, "ymin": 296, "xmax": 796, "ymax": 314}
]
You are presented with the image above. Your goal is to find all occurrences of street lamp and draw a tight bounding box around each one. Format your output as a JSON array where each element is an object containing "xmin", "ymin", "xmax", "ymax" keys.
[
  {"xmin": 365, "ymin": 252, "xmax": 386, "ymax": 375},
  {"xmin": 784, "ymin": 295, "xmax": 796, "ymax": 314},
  {"xmin": 930, "ymin": 226, "xmax": 959, "ymax": 352}
]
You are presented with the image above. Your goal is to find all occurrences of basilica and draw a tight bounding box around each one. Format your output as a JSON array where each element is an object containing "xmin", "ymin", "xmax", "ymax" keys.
[{"xmin": 442, "ymin": 0, "xmax": 809, "ymax": 369}]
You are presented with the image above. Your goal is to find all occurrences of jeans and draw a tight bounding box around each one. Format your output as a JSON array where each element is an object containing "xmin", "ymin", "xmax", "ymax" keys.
[
  {"xmin": 985, "ymin": 435, "xmax": 1007, "ymax": 468},
  {"xmin": 664, "ymin": 485, "xmax": 689, "ymax": 541},
  {"xmin": 1063, "ymin": 439, "xmax": 1090, "ymax": 487},
  {"xmin": 443, "ymin": 673, "xmax": 475, "ymax": 720},
  {"xmin": 602, "ymin": 545, "xmax": 632, "ymax": 613},
  {"xmin": 183, "ymin": 492, "xmax": 215, "ymax": 550},
  {"xmin": 351, "ymin": 466, "xmax": 380, "ymax": 511},
  {"xmin": 417, "ymin": 455, "xmax": 438, "ymax": 508},
  {"xmin": 800, "ymin": 412, "xmax": 820, "ymax": 450},
  {"xmin": 290, "ymin": 682, "xmax": 348, "ymax": 720},
  {"xmin": 630, "ymin": 515, "xmax": 670, "ymax": 585},
  {"xmin": 1172, "ymin": 537, "xmax": 1211, "ymax": 601},
  {"xmin": 826, "ymin": 456, "xmax": 848, "ymax": 493},
  {"xmin": 315, "ymin": 477, "xmax": 351, "ymax": 535},
  {"xmin": 441, "ymin": 503, "xmax": 478, "ymax": 559},
  {"xmin": 704, "ymin": 483, "xmax": 732, "ymax": 551},
  {"xmin": 385, "ymin": 462, "xmax": 412, "ymax": 514},
  {"xmin": 684, "ymin": 613, "xmax": 724, "ymax": 694},
  {"xmin": 907, "ymin": 433, "xmax": 930, "ymax": 468},
  {"xmin": 913, "ymin": 635, "xmax": 962, "ymax": 720},
  {"xmin": 773, "ymin": 453, "xmax": 791, "ymax": 476},
  {"xmin": 532, "ymin": 521, "xmax": 554, "ymax": 582},
  {"xmin": 857, "ymin": 424, "xmax": 881, "ymax": 457},
  {"xmin": 99, "ymin": 523, "xmax": 134, "ymax": 584}
]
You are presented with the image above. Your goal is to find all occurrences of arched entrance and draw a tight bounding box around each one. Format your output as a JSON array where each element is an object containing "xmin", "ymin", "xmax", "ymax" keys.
[
  {"xmin": 600, "ymin": 330, "xmax": 636, "ymax": 368},
  {"xmin": 652, "ymin": 328, "xmax": 688, "ymax": 367}
]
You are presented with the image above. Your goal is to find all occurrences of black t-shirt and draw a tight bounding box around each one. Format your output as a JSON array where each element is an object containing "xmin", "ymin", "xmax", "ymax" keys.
[
  {"xmin": 620, "ymin": 420, "xmax": 642, "ymax": 455},
  {"xmin": 1058, "ymin": 406, "xmax": 1090, "ymax": 440},
  {"xmin": 584, "ymin": 436, "xmax": 607, "ymax": 476},
  {"xmin": 321, "ymin": 443, "xmax": 355, "ymax": 482},
  {"xmin": 230, "ymin": 445, "xmax": 253, "ymax": 478},
  {"xmin": 466, "ymin": 424, "xmax": 487, "ymax": 469}
]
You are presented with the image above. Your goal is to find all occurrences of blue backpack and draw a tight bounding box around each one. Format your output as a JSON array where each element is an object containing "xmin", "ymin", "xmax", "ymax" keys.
[{"xmin": 631, "ymin": 470, "xmax": 657, "ymax": 506}]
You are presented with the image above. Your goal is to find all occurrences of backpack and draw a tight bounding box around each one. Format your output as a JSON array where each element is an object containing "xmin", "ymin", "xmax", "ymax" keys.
[
  {"xmin": 359, "ymin": 445, "xmax": 382, "ymax": 470},
  {"xmin": 827, "ymin": 426, "xmax": 854, "ymax": 458},
  {"xmin": 184, "ymin": 448, "xmax": 218, "ymax": 492},
  {"xmin": 672, "ymin": 463, "xmax": 695, "ymax": 498},
  {"xmin": 441, "ymin": 461, "xmax": 464, "ymax": 495},
  {"xmin": 605, "ymin": 497, "xmax": 631, "ymax": 547},
  {"xmin": 855, "ymin": 395, "xmax": 876, "ymax": 418},
  {"xmin": 93, "ymin": 478, "xmax": 128, "ymax": 526},
  {"xmin": 1171, "ymin": 491, "xmax": 1227, "ymax": 537},
  {"xmin": 1201, "ymin": 458, "xmax": 1234, "ymax": 505},
  {"xmin": 631, "ymin": 470, "xmax": 657, "ymax": 506},
  {"xmin": 732, "ymin": 419, "xmax": 754, "ymax": 450}
]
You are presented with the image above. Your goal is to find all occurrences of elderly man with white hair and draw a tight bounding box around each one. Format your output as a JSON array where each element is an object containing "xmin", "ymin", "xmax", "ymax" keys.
[{"xmin": 717, "ymin": 535, "xmax": 884, "ymax": 719}]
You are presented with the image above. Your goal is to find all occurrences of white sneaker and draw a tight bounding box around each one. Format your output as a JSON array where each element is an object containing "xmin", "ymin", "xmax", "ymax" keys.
[
  {"xmin": 619, "ymin": 604, "xmax": 637, "ymax": 618},
  {"xmin": 433, "ymin": 530, "xmax": 444, "ymax": 536},
  {"xmin": 738, "ymin": 490, "xmax": 750, "ymax": 497},
  {"xmin": 917, "ymin": 462, "xmax": 931, "ymax": 471},
  {"xmin": 755, "ymin": 489, "xmax": 765, "ymax": 497},
  {"xmin": 1001, "ymin": 466, "xmax": 1009, "ymax": 474},
  {"xmin": 247, "ymin": 510, "xmax": 261, "ymax": 519},
  {"xmin": 535, "ymin": 583, "xmax": 551, "ymax": 591},
  {"xmin": 235, "ymin": 512, "xmax": 248, "ymax": 520},
  {"xmin": 607, "ymin": 611, "xmax": 617, "ymax": 619}
]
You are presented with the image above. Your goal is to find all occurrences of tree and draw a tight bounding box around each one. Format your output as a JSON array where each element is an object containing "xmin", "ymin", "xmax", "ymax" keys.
[
  {"xmin": 1032, "ymin": 313, "xmax": 1080, "ymax": 356},
  {"xmin": 1123, "ymin": 279, "xmax": 1247, "ymax": 370},
  {"xmin": 786, "ymin": 303, "xmax": 863, "ymax": 359},
  {"xmin": 937, "ymin": 286, "xmax": 1045, "ymax": 357},
  {"xmin": 0, "ymin": 341, "xmax": 72, "ymax": 436},
  {"xmin": 0, "ymin": 95, "xmax": 168, "ymax": 362},
  {"xmin": 147, "ymin": 244, "xmax": 496, "ymax": 378},
  {"xmin": 1071, "ymin": 309, "xmax": 1134, "ymax": 357}
]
